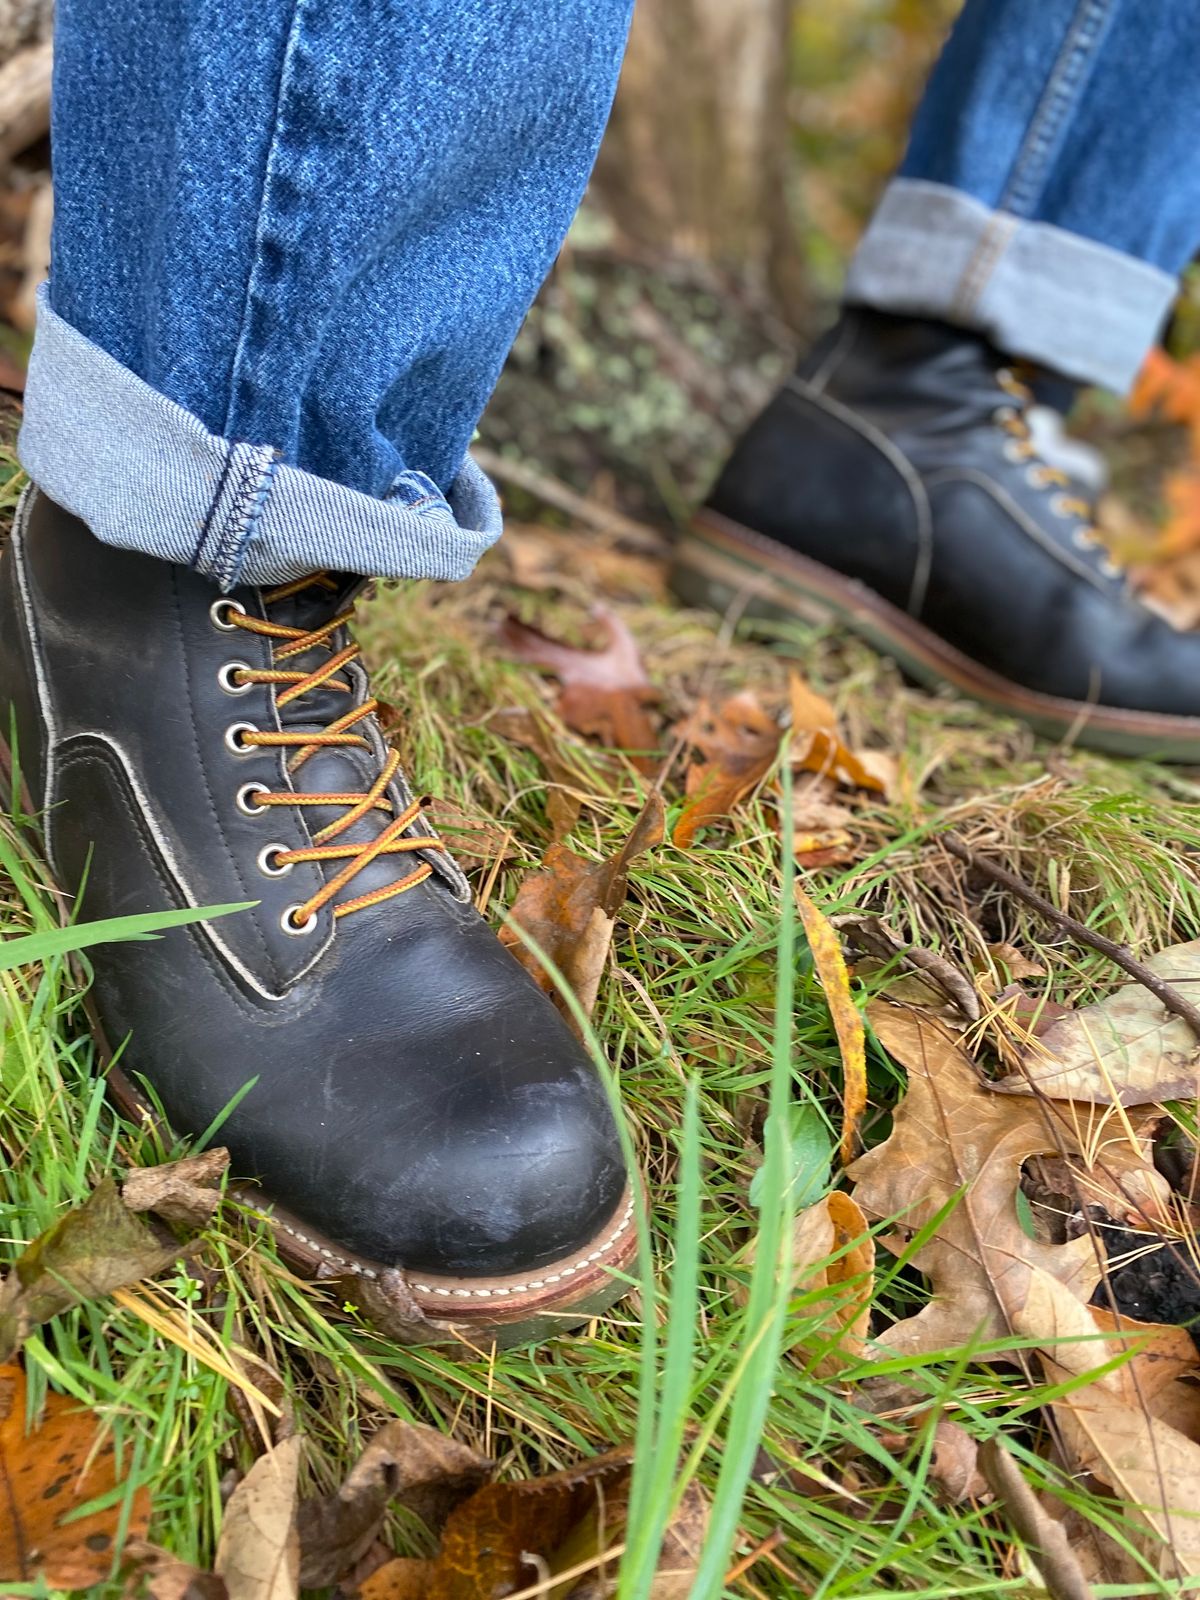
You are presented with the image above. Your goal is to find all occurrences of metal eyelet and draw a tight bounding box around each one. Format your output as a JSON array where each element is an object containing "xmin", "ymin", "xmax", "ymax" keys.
[
  {"xmin": 1099, "ymin": 557, "xmax": 1123, "ymax": 580},
  {"xmin": 1002, "ymin": 438, "xmax": 1029, "ymax": 464},
  {"xmin": 1025, "ymin": 465, "xmax": 1050, "ymax": 490},
  {"xmin": 257, "ymin": 844, "xmax": 294, "ymax": 878},
  {"xmin": 235, "ymin": 782, "xmax": 271, "ymax": 817},
  {"xmin": 224, "ymin": 722, "xmax": 259, "ymax": 756},
  {"xmin": 217, "ymin": 661, "xmax": 254, "ymax": 696},
  {"xmin": 1069, "ymin": 519, "xmax": 1100, "ymax": 546},
  {"xmin": 210, "ymin": 598, "xmax": 247, "ymax": 632},
  {"xmin": 281, "ymin": 905, "xmax": 319, "ymax": 936}
]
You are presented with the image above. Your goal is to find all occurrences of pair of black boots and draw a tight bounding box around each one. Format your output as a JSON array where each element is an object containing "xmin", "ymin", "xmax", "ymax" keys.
[{"xmin": 4, "ymin": 309, "xmax": 1197, "ymax": 1342}]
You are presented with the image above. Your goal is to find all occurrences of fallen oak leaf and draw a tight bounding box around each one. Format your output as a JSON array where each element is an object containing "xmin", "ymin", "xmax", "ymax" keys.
[
  {"xmin": 794, "ymin": 884, "xmax": 866, "ymax": 1163},
  {"xmin": 0, "ymin": 1361, "xmax": 151, "ymax": 1589},
  {"xmin": 122, "ymin": 1148, "xmax": 230, "ymax": 1227},
  {"xmin": 848, "ymin": 1006, "xmax": 1163, "ymax": 1356},
  {"xmin": 501, "ymin": 793, "xmax": 665, "ymax": 1020},
  {"xmin": 993, "ymin": 937, "xmax": 1200, "ymax": 1104},
  {"xmin": 672, "ymin": 690, "xmax": 779, "ymax": 848},
  {"xmin": 1088, "ymin": 1309, "xmax": 1200, "ymax": 1441},
  {"xmin": 214, "ymin": 1435, "xmax": 301, "ymax": 1600},
  {"xmin": 298, "ymin": 1420, "xmax": 490, "ymax": 1587},
  {"xmin": 0, "ymin": 1178, "xmax": 185, "ymax": 1360},
  {"xmin": 500, "ymin": 607, "xmax": 659, "ymax": 771},
  {"xmin": 1015, "ymin": 1273, "xmax": 1200, "ymax": 1577}
]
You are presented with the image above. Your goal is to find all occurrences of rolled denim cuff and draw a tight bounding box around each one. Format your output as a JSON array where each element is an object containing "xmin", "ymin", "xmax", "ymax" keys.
[
  {"xmin": 845, "ymin": 179, "xmax": 1178, "ymax": 393},
  {"xmin": 18, "ymin": 285, "xmax": 503, "ymax": 590}
]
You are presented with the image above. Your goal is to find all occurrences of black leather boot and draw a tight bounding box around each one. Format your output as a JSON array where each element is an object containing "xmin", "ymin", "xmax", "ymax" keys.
[
  {"xmin": 675, "ymin": 308, "xmax": 1200, "ymax": 760},
  {"xmin": 0, "ymin": 489, "xmax": 635, "ymax": 1342}
]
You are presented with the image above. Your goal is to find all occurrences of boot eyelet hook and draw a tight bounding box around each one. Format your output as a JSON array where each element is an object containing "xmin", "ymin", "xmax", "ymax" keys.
[
  {"xmin": 235, "ymin": 782, "xmax": 271, "ymax": 816},
  {"xmin": 210, "ymin": 598, "xmax": 247, "ymax": 632},
  {"xmin": 281, "ymin": 905, "xmax": 319, "ymax": 936},
  {"xmin": 218, "ymin": 661, "xmax": 255, "ymax": 696},
  {"xmin": 257, "ymin": 844, "xmax": 294, "ymax": 878},
  {"xmin": 224, "ymin": 722, "xmax": 259, "ymax": 755}
]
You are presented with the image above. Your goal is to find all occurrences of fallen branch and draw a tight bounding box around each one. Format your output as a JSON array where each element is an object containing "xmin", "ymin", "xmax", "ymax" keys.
[
  {"xmin": 472, "ymin": 444, "xmax": 666, "ymax": 552},
  {"xmin": 0, "ymin": 41, "xmax": 52, "ymax": 165},
  {"xmin": 942, "ymin": 832, "xmax": 1200, "ymax": 1040}
]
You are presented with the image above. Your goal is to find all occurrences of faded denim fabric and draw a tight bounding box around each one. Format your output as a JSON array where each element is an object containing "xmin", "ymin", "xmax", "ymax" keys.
[
  {"xmin": 22, "ymin": 0, "xmax": 633, "ymax": 586},
  {"xmin": 848, "ymin": 0, "xmax": 1200, "ymax": 391}
]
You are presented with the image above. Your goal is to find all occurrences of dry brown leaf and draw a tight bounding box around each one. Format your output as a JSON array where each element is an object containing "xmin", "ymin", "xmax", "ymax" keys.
[
  {"xmin": 500, "ymin": 607, "xmax": 659, "ymax": 770},
  {"xmin": 122, "ymin": 1541, "xmax": 229, "ymax": 1600},
  {"xmin": 122, "ymin": 1148, "xmax": 230, "ymax": 1227},
  {"xmin": 794, "ymin": 885, "xmax": 866, "ymax": 1163},
  {"xmin": 358, "ymin": 1558, "xmax": 436, "ymax": 1599},
  {"xmin": 0, "ymin": 1179, "xmax": 183, "ymax": 1360},
  {"xmin": 298, "ymin": 1420, "xmax": 490, "ymax": 1587},
  {"xmin": 214, "ymin": 1435, "xmax": 301, "ymax": 1600},
  {"xmin": 1086, "ymin": 1309, "xmax": 1200, "ymax": 1440},
  {"xmin": 929, "ymin": 1417, "xmax": 986, "ymax": 1504},
  {"xmin": 1015, "ymin": 1275, "xmax": 1200, "ymax": 1577},
  {"xmin": 672, "ymin": 690, "xmax": 778, "ymax": 848},
  {"xmin": 501, "ymin": 793, "xmax": 664, "ymax": 1019},
  {"xmin": 992, "ymin": 939, "xmax": 1200, "ymax": 1104},
  {"xmin": 387, "ymin": 1446, "xmax": 705, "ymax": 1600},
  {"xmin": 787, "ymin": 1190, "xmax": 874, "ymax": 1375},
  {"xmin": 788, "ymin": 673, "xmax": 886, "ymax": 795},
  {"xmin": 848, "ymin": 1006, "xmax": 1159, "ymax": 1355},
  {"xmin": 0, "ymin": 1361, "xmax": 151, "ymax": 1588}
]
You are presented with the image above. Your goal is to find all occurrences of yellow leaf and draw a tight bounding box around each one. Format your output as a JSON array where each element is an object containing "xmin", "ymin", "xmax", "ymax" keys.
[{"xmin": 793, "ymin": 883, "xmax": 865, "ymax": 1163}]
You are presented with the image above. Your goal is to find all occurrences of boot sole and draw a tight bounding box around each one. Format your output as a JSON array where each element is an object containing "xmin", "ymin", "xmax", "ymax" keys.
[
  {"xmin": 0, "ymin": 742, "xmax": 638, "ymax": 1348},
  {"xmin": 675, "ymin": 511, "xmax": 1200, "ymax": 762}
]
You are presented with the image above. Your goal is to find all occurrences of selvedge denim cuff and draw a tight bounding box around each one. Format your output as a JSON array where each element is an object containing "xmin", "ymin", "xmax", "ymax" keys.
[
  {"xmin": 18, "ymin": 286, "xmax": 503, "ymax": 590},
  {"xmin": 845, "ymin": 179, "xmax": 1178, "ymax": 394}
]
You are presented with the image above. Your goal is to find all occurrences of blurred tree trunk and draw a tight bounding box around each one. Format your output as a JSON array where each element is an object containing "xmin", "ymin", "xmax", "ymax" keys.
[{"xmin": 592, "ymin": 0, "xmax": 805, "ymax": 324}]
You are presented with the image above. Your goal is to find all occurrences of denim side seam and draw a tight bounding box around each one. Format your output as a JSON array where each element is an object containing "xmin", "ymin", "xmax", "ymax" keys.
[
  {"xmin": 998, "ymin": 0, "xmax": 1116, "ymax": 217},
  {"xmin": 191, "ymin": 443, "xmax": 281, "ymax": 588}
]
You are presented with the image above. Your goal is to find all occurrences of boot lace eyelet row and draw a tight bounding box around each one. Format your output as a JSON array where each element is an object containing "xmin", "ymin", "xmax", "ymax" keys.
[
  {"xmin": 994, "ymin": 368, "xmax": 1125, "ymax": 586},
  {"xmin": 212, "ymin": 573, "xmax": 447, "ymax": 925}
]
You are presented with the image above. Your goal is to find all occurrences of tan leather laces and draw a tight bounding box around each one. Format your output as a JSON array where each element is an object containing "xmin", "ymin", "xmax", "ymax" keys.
[
  {"xmin": 995, "ymin": 368, "xmax": 1122, "ymax": 577},
  {"xmin": 216, "ymin": 573, "xmax": 445, "ymax": 929}
]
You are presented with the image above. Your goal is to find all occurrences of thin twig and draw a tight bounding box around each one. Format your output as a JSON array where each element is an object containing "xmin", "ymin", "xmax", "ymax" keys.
[
  {"xmin": 942, "ymin": 832, "xmax": 1200, "ymax": 1040},
  {"xmin": 472, "ymin": 445, "xmax": 666, "ymax": 552}
]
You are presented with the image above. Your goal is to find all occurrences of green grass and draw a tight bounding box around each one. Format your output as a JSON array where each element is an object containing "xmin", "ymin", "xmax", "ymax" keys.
[{"xmin": 4, "ymin": 461, "xmax": 1200, "ymax": 1596}]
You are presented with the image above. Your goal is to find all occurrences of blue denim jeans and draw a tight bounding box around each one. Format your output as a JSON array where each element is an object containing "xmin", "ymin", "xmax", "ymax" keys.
[
  {"xmin": 847, "ymin": 0, "xmax": 1200, "ymax": 393},
  {"xmin": 21, "ymin": 0, "xmax": 633, "ymax": 587},
  {"xmin": 19, "ymin": 0, "xmax": 1198, "ymax": 587}
]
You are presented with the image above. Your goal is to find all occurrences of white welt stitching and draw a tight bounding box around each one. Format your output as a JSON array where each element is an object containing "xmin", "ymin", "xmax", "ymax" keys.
[{"xmin": 260, "ymin": 1193, "xmax": 636, "ymax": 1301}]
